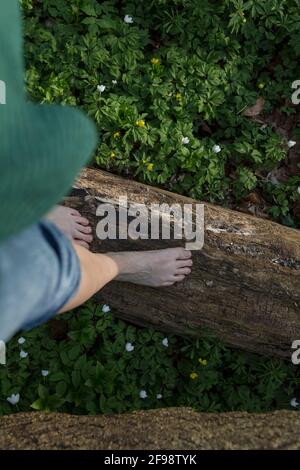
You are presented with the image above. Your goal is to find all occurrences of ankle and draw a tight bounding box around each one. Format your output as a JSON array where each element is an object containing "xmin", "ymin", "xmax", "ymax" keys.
[
  {"xmin": 95, "ymin": 253, "xmax": 120, "ymax": 282},
  {"xmin": 107, "ymin": 251, "xmax": 145, "ymax": 279}
]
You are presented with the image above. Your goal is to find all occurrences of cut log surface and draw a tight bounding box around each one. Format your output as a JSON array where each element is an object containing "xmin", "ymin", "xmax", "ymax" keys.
[
  {"xmin": 1, "ymin": 409, "xmax": 300, "ymax": 450},
  {"xmin": 65, "ymin": 167, "xmax": 300, "ymax": 357}
]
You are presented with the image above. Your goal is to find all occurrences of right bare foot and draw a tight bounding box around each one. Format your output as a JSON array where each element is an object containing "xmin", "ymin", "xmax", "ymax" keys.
[
  {"xmin": 46, "ymin": 205, "xmax": 93, "ymax": 249},
  {"xmin": 108, "ymin": 247, "xmax": 193, "ymax": 287}
]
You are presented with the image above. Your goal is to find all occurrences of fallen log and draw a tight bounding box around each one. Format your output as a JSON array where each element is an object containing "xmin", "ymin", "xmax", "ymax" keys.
[
  {"xmin": 1, "ymin": 408, "xmax": 300, "ymax": 450},
  {"xmin": 64, "ymin": 167, "xmax": 300, "ymax": 358}
]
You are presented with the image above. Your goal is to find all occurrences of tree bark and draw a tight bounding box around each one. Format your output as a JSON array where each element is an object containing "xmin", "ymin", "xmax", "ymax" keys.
[
  {"xmin": 1, "ymin": 408, "xmax": 300, "ymax": 449},
  {"xmin": 64, "ymin": 167, "xmax": 300, "ymax": 358}
]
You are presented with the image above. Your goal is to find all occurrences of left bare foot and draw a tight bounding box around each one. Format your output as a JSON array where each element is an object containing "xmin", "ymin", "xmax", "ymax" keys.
[
  {"xmin": 46, "ymin": 206, "xmax": 93, "ymax": 249},
  {"xmin": 107, "ymin": 247, "xmax": 192, "ymax": 287}
]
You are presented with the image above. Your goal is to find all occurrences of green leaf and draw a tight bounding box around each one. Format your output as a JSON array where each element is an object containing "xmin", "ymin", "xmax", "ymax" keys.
[{"xmin": 72, "ymin": 370, "xmax": 81, "ymax": 389}]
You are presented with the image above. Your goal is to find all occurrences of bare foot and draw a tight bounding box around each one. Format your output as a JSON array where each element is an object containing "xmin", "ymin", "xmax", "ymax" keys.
[
  {"xmin": 108, "ymin": 247, "xmax": 192, "ymax": 287},
  {"xmin": 46, "ymin": 206, "xmax": 93, "ymax": 249}
]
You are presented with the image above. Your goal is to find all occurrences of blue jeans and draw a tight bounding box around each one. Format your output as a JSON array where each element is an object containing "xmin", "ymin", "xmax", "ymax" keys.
[{"xmin": 0, "ymin": 220, "xmax": 81, "ymax": 342}]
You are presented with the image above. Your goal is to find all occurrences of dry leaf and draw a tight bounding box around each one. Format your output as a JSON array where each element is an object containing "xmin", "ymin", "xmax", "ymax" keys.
[
  {"xmin": 287, "ymin": 149, "xmax": 300, "ymax": 176},
  {"xmin": 267, "ymin": 167, "xmax": 290, "ymax": 184},
  {"xmin": 242, "ymin": 97, "xmax": 265, "ymax": 117},
  {"xmin": 293, "ymin": 200, "xmax": 300, "ymax": 219},
  {"xmin": 200, "ymin": 121, "xmax": 212, "ymax": 135},
  {"xmin": 244, "ymin": 192, "xmax": 263, "ymax": 205}
]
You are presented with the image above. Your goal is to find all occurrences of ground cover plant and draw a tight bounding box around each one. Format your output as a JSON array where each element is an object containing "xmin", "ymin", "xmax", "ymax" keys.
[
  {"xmin": 2, "ymin": 0, "xmax": 299, "ymax": 415},
  {"xmin": 1, "ymin": 303, "xmax": 299, "ymax": 415},
  {"xmin": 22, "ymin": 0, "xmax": 300, "ymax": 225}
]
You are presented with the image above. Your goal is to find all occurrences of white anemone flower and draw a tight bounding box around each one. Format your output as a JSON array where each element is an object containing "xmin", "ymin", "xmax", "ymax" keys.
[
  {"xmin": 7, "ymin": 394, "xmax": 20, "ymax": 405},
  {"xmin": 290, "ymin": 397, "xmax": 299, "ymax": 408},
  {"xmin": 125, "ymin": 342, "xmax": 134, "ymax": 352},
  {"xmin": 124, "ymin": 15, "xmax": 133, "ymax": 24},
  {"xmin": 212, "ymin": 144, "xmax": 221, "ymax": 153}
]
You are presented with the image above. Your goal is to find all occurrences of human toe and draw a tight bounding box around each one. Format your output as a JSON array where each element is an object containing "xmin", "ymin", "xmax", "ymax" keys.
[
  {"xmin": 176, "ymin": 267, "xmax": 191, "ymax": 275},
  {"xmin": 74, "ymin": 230, "xmax": 93, "ymax": 243},
  {"xmin": 74, "ymin": 216, "xmax": 90, "ymax": 226}
]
